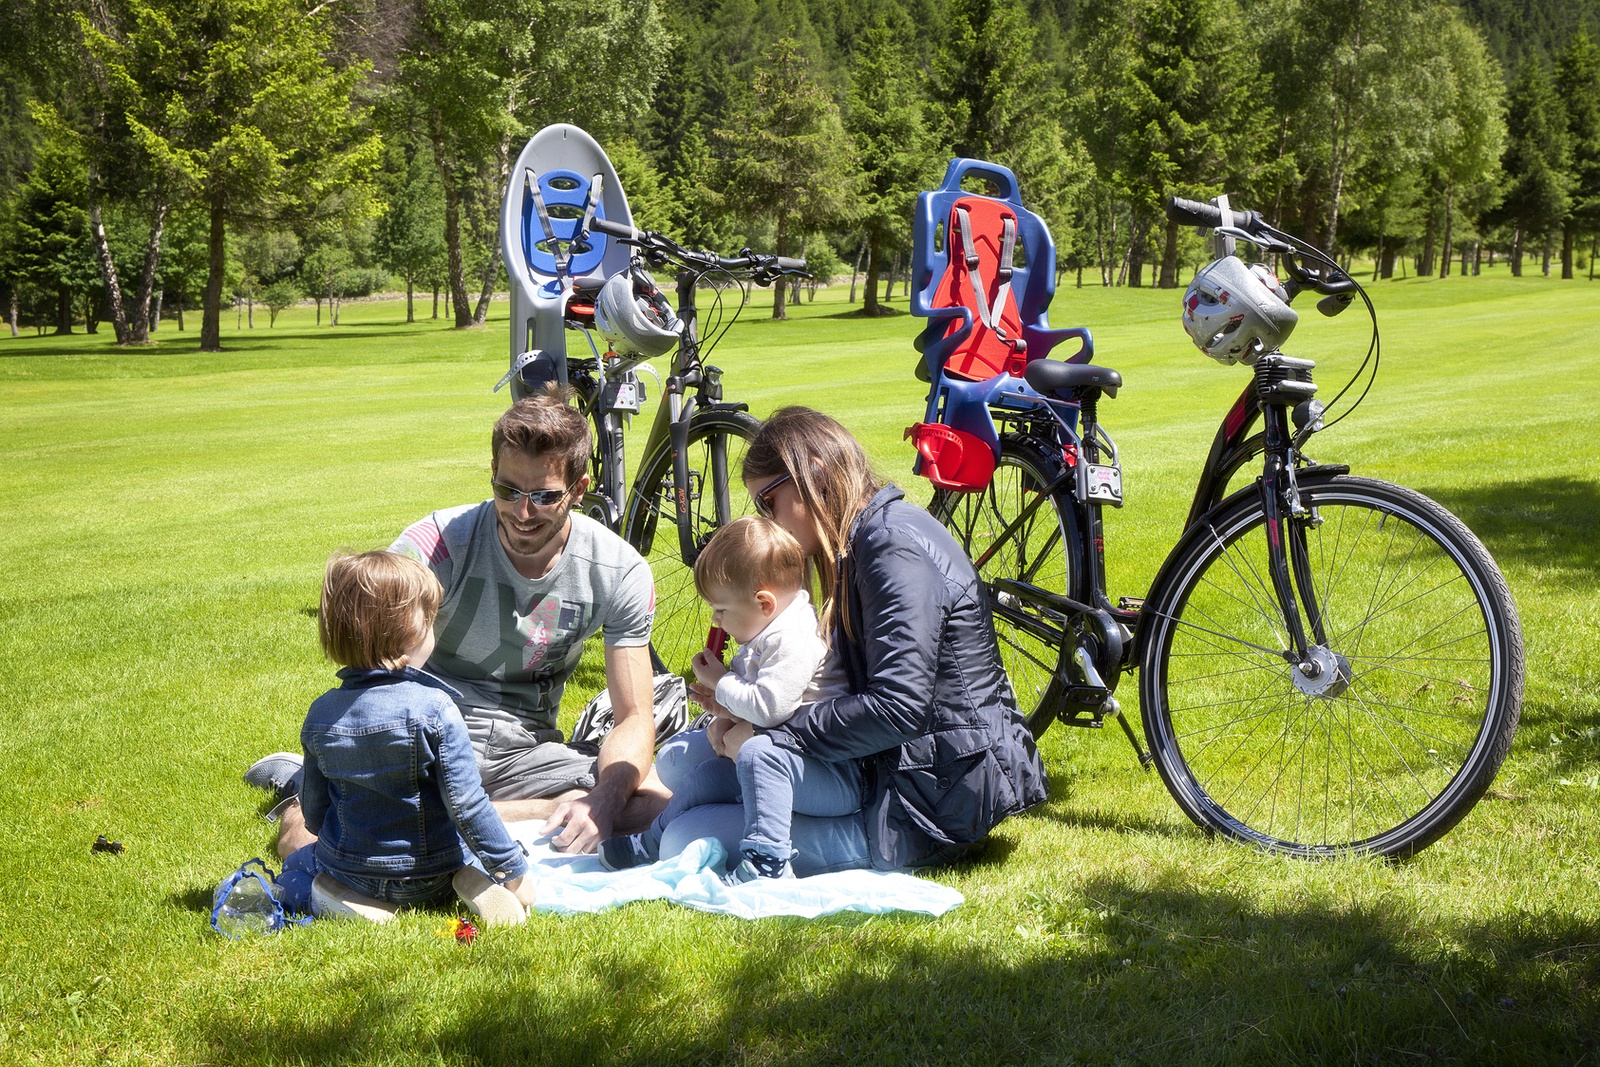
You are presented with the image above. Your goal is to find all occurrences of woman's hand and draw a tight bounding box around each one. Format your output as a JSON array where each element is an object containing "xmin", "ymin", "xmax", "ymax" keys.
[
  {"xmin": 688, "ymin": 679, "xmax": 729, "ymax": 717},
  {"xmin": 718, "ymin": 720, "xmax": 756, "ymax": 761},
  {"xmin": 707, "ymin": 715, "xmax": 735, "ymax": 755}
]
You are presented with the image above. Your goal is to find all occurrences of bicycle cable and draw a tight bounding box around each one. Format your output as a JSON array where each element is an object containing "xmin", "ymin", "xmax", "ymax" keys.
[{"xmin": 1261, "ymin": 221, "xmax": 1382, "ymax": 433}]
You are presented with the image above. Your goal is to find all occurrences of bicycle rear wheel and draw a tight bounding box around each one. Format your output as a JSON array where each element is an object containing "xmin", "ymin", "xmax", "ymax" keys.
[
  {"xmin": 930, "ymin": 435, "xmax": 1085, "ymax": 737},
  {"xmin": 623, "ymin": 408, "xmax": 762, "ymax": 676},
  {"xmin": 1138, "ymin": 474, "xmax": 1523, "ymax": 857}
]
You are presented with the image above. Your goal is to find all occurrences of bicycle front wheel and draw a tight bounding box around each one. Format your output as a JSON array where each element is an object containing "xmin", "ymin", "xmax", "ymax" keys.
[
  {"xmin": 930, "ymin": 435, "xmax": 1085, "ymax": 737},
  {"xmin": 1139, "ymin": 474, "xmax": 1523, "ymax": 857},
  {"xmin": 623, "ymin": 408, "xmax": 762, "ymax": 676}
]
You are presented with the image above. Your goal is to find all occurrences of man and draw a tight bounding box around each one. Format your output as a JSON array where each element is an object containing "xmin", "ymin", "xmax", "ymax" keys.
[{"xmin": 253, "ymin": 390, "xmax": 673, "ymax": 855}]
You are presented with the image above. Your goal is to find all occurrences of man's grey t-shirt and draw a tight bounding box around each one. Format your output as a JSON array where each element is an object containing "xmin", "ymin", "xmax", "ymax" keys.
[{"xmin": 391, "ymin": 504, "xmax": 654, "ymax": 734}]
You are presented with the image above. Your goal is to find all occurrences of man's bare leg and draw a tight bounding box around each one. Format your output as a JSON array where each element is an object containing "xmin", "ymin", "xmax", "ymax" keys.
[{"xmin": 274, "ymin": 800, "xmax": 316, "ymax": 861}]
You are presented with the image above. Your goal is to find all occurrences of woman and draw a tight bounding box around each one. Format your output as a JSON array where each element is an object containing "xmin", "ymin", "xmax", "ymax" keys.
[{"xmin": 657, "ymin": 406, "xmax": 1047, "ymax": 874}]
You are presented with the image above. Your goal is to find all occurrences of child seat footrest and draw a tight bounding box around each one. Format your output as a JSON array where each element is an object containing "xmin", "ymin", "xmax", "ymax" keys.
[{"xmin": 906, "ymin": 422, "xmax": 996, "ymax": 493}]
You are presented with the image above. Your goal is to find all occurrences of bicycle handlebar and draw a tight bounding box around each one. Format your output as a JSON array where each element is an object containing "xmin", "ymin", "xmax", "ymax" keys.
[
  {"xmin": 1166, "ymin": 197, "xmax": 1267, "ymax": 234},
  {"xmin": 587, "ymin": 217, "xmax": 808, "ymax": 278}
]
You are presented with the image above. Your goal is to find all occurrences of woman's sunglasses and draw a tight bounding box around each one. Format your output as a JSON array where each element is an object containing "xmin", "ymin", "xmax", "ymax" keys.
[{"xmin": 752, "ymin": 471, "xmax": 793, "ymax": 518}]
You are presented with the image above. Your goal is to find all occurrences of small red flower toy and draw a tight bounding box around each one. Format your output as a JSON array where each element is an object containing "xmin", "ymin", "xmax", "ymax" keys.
[{"xmin": 452, "ymin": 917, "xmax": 479, "ymax": 945}]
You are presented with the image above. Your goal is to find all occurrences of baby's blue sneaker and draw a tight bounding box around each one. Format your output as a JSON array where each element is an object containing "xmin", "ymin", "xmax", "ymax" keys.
[
  {"xmin": 596, "ymin": 833, "xmax": 658, "ymax": 872},
  {"xmin": 723, "ymin": 849, "xmax": 793, "ymax": 885}
]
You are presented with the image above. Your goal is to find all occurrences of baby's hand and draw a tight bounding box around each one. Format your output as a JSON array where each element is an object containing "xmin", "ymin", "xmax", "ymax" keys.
[
  {"xmin": 504, "ymin": 874, "xmax": 537, "ymax": 908},
  {"xmin": 691, "ymin": 648, "xmax": 728, "ymax": 687}
]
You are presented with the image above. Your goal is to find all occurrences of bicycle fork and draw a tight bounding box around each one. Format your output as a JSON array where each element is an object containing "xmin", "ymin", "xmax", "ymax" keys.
[{"xmin": 1255, "ymin": 365, "xmax": 1350, "ymax": 697}]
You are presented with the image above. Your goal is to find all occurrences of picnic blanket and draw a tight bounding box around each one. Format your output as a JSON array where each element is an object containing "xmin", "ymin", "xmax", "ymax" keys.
[{"xmin": 505, "ymin": 822, "xmax": 964, "ymax": 920}]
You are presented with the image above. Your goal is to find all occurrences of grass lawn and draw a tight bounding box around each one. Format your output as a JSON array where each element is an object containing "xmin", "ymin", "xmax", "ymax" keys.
[{"xmin": 1, "ymin": 268, "xmax": 1597, "ymax": 1065}]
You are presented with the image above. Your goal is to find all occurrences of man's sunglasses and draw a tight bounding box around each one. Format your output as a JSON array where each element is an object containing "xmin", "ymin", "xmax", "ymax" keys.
[
  {"xmin": 752, "ymin": 471, "xmax": 792, "ymax": 518},
  {"xmin": 490, "ymin": 477, "xmax": 581, "ymax": 508}
]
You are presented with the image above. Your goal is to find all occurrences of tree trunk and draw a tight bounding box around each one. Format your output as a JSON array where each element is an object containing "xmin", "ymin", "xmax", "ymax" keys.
[
  {"xmin": 1420, "ymin": 213, "xmax": 1436, "ymax": 278},
  {"xmin": 200, "ymin": 187, "xmax": 227, "ymax": 351},
  {"xmin": 1562, "ymin": 219, "xmax": 1576, "ymax": 279},
  {"xmin": 771, "ymin": 209, "xmax": 790, "ymax": 320},
  {"xmin": 315, "ymin": 297, "xmax": 322, "ymax": 325},
  {"xmin": 1542, "ymin": 233, "xmax": 1553, "ymax": 276},
  {"xmin": 178, "ymin": 295, "xmax": 185, "ymax": 331},
  {"xmin": 84, "ymin": 293, "xmax": 98, "ymax": 334},
  {"xmin": 125, "ymin": 202, "xmax": 168, "ymax": 344},
  {"xmin": 247, "ymin": 290, "xmax": 254, "ymax": 329},
  {"xmin": 884, "ymin": 251, "xmax": 901, "ymax": 302},
  {"xmin": 7, "ymin": 286, "xmax": 17, "ymax": 337},
  {"xmin": 1510, "ymin": 227, "xmax": 1523, "ymax": 277},
  {"xmin": 432, "ymin": 285, "xmax": 439, "ymax": 318},
  {"xmin": 1473, "ymin": 241, "xmax": 1483, "ymax": 276},
  {"xmin": 848, "ymin": 240, "xmax": 864, "ymax": 303},
  {"xmin": 1158, "ymin": 216, "xmax": 1180, "ymax": 289},
  {"xmin": 863, "ymin": 232, "xmax": 881, "ymax": 315},
  {"xmin": 1591, "ymin": 234, "xmax": 1597, "ymax": 281},
  {"xmin": 54, "ymin": 287, "xmax": 72, "ymax": 334},
  {"xmin": 87, "ymin": 177, "xmax": 131, "ymax": 344},
  {"xmin": 151, "ymin": 290, "xmax": 162, "ymax": 331},
  {"xmin": 406, "ymin": 272, "xmax": 414, "ymax": 323},
  {"xmin": 435, "ymin": 143, "xmax": 474, "ymax": 328},
  {"xmin": 1438, "ymin": 190, "xmax": 1453, "ymax": 280},
  {"xmin": 1128, "ymin": 222, "xmax": 1146, "ymax": 288}
]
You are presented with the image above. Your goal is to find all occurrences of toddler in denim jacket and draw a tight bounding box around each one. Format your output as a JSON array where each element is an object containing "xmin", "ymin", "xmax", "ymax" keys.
[{"xmin": 290, "ymin": 550, "xmax": 536, "ymax": 924}]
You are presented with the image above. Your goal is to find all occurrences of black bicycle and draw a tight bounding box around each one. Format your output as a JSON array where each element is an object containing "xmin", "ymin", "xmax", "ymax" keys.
[
  {"xmin": 925, "ymin": 196, "xmax": 1524, "ymax": 858},
  {"xmin": 525, "ymin": 217, "xmax": 805, "ymax": 675}
]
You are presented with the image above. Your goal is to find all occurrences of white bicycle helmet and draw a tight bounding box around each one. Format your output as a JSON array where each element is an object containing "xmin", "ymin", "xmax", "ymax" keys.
[
  {"xmin": 1182, "ymin": 255, "xmax": 1298, "ymax": 365},
  {"xmin": 593, "ymin": 267, "xmax": 681, "ymax": 359}
]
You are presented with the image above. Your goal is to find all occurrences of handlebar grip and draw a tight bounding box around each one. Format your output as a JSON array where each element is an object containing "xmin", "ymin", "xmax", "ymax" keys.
[
  {"xmin": 588, "ymin": 216, "xmax": 636, "ymax": 240},
  {"xmin": 1167, "ymin": 196, "xmax": 1269, "ymax": 235},
  {"xmin": 1166, "ymin": 197, "xmax": 1224, "ymax": 228},
  {"xmin": 775, "ymin": 257, "xmax": 807, "ymax": 272}
]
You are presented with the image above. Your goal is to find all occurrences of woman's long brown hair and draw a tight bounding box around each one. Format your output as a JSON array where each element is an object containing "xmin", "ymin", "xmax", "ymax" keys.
[{"xmin": 742, "ymin": 407, "xmax": 882, "ymax": 640}]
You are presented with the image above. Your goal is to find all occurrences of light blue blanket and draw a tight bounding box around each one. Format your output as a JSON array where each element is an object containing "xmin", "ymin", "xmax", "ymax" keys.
[{"xmin": 506, "ymin": 823, "xmax": 964, "ymax": 920}]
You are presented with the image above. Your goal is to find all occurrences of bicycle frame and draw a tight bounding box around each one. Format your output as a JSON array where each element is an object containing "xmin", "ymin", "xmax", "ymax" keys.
[{"xmin": 959, "ymin": 350, "xmax": 1347, "ymax": 757}]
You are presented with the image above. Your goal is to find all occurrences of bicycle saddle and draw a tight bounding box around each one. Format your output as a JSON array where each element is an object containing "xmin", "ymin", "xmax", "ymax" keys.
[{"xmin": 1024, "ymin": 359, "xmax": 1121, "ymax": 398}]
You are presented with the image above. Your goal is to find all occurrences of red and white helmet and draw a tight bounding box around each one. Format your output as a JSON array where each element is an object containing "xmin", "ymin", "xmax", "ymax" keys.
[{"xmin": 1182, "ymin": 255, "xmax": 1298, "ymax": 365}]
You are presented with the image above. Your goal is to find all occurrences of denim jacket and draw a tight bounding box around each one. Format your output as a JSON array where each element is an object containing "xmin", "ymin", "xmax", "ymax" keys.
[{"xmin": 301, "ymin": 665, "xmax": 528, "ymax": 884}]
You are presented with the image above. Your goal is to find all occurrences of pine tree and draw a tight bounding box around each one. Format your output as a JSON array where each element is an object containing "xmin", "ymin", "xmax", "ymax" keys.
[
  {"xmin": 846, "ymin": 11, "xmax": 938, "ymax": 314},
  {"xmin": 1555, "ymin": 32, "xmax": 1600, "ymax": 278},
  {"xmin": 717, "ymin": 37, "xmax": 858, "ymax": 319},
  {"xmin": 1493, "ymin": 61, "xmax": 1573, "ymax": 275}
]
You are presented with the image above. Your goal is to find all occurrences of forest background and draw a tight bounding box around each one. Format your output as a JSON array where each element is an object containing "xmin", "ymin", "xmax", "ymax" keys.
[{"xmin": 1, "ymin": 0, "xmax": 1598, "ymax": 347}]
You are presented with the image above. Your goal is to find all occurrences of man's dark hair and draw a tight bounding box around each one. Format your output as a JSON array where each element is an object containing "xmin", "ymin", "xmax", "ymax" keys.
[{"xmin": 491, "ymin": 385, "xmax": 590, "ymax": 484}]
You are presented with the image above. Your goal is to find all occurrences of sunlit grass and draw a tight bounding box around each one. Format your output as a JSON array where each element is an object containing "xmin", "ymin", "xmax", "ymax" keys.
[{"xmin": 1, "ymin": 268, "xmax": 1597, "ymax": 1064}]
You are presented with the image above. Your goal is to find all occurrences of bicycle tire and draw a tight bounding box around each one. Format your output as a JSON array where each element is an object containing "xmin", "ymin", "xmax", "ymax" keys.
[
  {"xmin": 1138, "ymin": 474, "xmax": 1523, "ymax": 858},
  {"xmin": 930, "ymin": 434, "xmax": 1086, "ymax": 738},
  {"xmin": 622, "ymin": 408, "xmax": 762, "ymax": 676}
]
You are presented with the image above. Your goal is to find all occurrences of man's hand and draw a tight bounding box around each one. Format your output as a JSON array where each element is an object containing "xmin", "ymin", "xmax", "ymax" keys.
[
  {"xmin": 542, "ymin": 795, "xmax": 610, "ymax": 854},
  {"xmin": 691, "ymin": 648, "xmax": 729, "ymax": 688}
]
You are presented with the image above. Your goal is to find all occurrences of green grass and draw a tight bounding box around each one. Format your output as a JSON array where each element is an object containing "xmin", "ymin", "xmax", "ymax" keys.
[{"xmin": 2, "ymin": 268, "xmax": 1598, "ymax": 1065}]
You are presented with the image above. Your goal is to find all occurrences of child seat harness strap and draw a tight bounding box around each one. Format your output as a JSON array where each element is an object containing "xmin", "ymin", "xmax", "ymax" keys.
[
  {"xmin": 954, "ymin": 206, "xmax": 1022, "ymax": 352},
  {"xmin": 528, "ymin": 172, "xmax": 605, "ymax": 278}
]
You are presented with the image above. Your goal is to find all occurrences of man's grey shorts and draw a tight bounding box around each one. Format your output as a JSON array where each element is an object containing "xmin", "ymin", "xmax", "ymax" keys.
[
  {"xmin": 472, "ymin": 716, "xmax": 600, "ymax": 802},
  {"xmin": 463, "ymin": 674, "xmax": 688, "ymax": 802}
]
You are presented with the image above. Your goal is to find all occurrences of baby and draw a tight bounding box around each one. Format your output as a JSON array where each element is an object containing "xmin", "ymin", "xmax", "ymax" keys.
[
  {"xmin": 597, "ymin": 516, "xmax": 860, "ymax": 880},
  {"xmin": 288, "ymin": 550, "xmax": 536, "ymax": 923}
]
